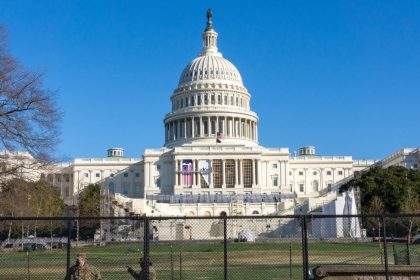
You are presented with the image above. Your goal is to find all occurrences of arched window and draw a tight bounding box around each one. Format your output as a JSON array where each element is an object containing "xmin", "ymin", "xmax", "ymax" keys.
[
  {"xmin": 252, "ymin": 210, "xmax": 259, "ymax": 215},
  {"xmin": 203, "ymin": 211, "xmax": 211, "ymax": 217},
  {"xmin": 187, "ymin": 211, "xmax": 195, "ymax": 216},
  {"xmin": 218, "ymin": 95, "xmax": 222, "ymax": 104},
  {"xmin": 220, "ymin": 211, "xmax": 227, "ymax": 217},
  {"xmin": 224, "ymin": 95, "xmax": 227, "ymax": 105},
  {"xmin": 313, "ymin": 180, "xmax": 319, "ymax": 192}
]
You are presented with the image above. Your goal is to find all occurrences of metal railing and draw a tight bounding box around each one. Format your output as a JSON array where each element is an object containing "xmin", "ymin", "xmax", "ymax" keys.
[{"xmin": 1, "ymin": 214, "xmax": 420, "ymax": 280}]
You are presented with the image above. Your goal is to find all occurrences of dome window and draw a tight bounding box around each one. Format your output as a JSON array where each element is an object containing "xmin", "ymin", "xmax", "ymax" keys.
[
  {"xmin": 197, "ymin": 95, "xmax": 202, "ymax": 105},
  {"xmin": 204, "ymin": 95, "xmax": 208, "ymax": 105},
  {"xmin": 218, "ymin": 95, "xmax": 222, "ymax": 104},
  {"xmin": 191, "ymin": 96, "xmax": 195, "ymax": 106},
  {"xmin": 224, "ymin": 96, "xmax": 227, "ymax": 105},
  {"xmin": 211, "ymin": 95, "xmax": 215, "ymax": 104}
]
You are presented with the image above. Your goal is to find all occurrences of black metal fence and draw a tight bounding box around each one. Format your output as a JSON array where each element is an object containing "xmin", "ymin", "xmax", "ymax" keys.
[{"xmin": 1, "ymin": 214, "xmax": 420, "ymax": 279}]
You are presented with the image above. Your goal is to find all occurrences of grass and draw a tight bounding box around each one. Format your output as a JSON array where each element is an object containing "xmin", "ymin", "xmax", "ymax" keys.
[{"xmin": 0, "ymin": 242, "xmax": 416, "ymax": 279}]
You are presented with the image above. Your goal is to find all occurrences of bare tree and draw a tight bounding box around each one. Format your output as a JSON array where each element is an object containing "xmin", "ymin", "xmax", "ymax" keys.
[{"xmin": 0, "ymin": 25, "xmax": 60, "ymax": 168}]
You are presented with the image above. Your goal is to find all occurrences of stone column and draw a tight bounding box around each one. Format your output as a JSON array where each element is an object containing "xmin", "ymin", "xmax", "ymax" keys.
[
  {"xmin": 235, "ymin": 160, "xmax": 239, "ymax": 186},
  {"xmin": 239, "ymin": 159, "xmax": 243, "ymax": 186},
  {"xmin": 222, "ymin": 159, "xmax": 226, "ymax": 188},
  {"xmin": 200, "ymin": 116, "xmax": 203, "ymax": 137},
  {"xmin": 192, "ymin": 160, "xmax": 196, "ymax": 187},
  {"xmin": 184, "ymin": 119, "xmax": 187, "ymax": 139},
  {"xmin": 191, "ymin": 117, "xmax": 195, "ymax": 138},
  {"xmin": 216, "ymin": 116, "xmax": 219, "ymax": 133},
  {"xmin": 252, "ymin": 159, "xmax": 256, "ymax": 187},
  {"xmin": 280, "ymin": 161, "xmax": 285, "ymax": 187},
  {"xmin": 144, "ymin": 161, "xmax": 149, "ymax": 189},
  {"xmin": 255, "ymin": 122, "xmax": 258, "ymax": 141}
]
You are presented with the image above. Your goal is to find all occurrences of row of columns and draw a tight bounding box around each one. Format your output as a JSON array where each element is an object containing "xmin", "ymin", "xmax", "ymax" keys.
[
  {"xmin": 172, "ymin": 93, "xmax": 249, "ymax": 111},
  {"xmin": 165, "ymin": 116, "xmax": 258, "ymax": 143},
  {"xmin": 174, "ymin": 159, "xmax": 259, "ymax": 188}
]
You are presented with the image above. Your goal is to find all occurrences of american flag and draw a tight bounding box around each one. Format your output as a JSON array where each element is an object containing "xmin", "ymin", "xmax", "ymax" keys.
[
  {"xmin": 216, "ymin": 132, "xmax": 224, "ymax": 143},
  {"xmin": 182, "ymin": 160, "xmax": 193, "ymax": 186}
]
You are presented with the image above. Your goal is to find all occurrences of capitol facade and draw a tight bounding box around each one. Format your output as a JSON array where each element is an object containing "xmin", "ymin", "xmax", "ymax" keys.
[{"xmin": 48, "ymin": 12, "xmax": 375, "ymax": 217}]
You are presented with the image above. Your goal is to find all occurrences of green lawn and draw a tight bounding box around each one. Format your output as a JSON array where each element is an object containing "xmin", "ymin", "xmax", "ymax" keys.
[{"xmin": 0, "ymin": 242, "xmax": 415, "ymax": 279}]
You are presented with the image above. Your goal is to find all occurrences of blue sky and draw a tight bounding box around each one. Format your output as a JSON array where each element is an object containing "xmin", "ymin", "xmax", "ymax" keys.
[{"xmin": 1, "ymin": 0, "xmax": 419, "ymax": 160}]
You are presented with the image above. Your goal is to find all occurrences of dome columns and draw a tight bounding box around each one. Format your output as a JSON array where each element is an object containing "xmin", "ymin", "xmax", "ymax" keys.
[{"xmin": 164, "ymin": 115, "xmax": 258, "ymax": 145}]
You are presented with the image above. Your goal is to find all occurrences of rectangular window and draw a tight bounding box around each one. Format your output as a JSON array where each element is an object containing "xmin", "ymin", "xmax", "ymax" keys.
[
  {"xmin": 242, "ymin": 159, "xmax": 252, "ymax": 188},
  {"xmin": 204, "ymin": 121, "xmax": 208, "ymax": 135},
  {"xmin": 211, "ymin": 95, "xmax": 215, "ymax": 104},
  {"xmin": 298, "ymin": 171, "xmax": 303, "ymax": 176},
  {"xmin": 327, "ymin": 183, "xmax": 332, "ymax": 192},
  {"xmin": 198, "ymin": 95, "xmax": 202, "ymax": 105},
  {"xmin": 84, "ymin": 173, "xmax": 89, "ymax": 178},
  {"xmin": 135, "ymin": 172, "xmax": 140, "ymax": 178},
  {"xmin": 123, "ymin": 184, "xmax": 129, "ymax": 194},
  {"xmin": 273, "ymin": 176, "xmax": 279, "ymax": 187},
  {"xmin": 155, "ymin": 177, "xmax": 161, "ymax": 187},
  {"xmin": 211, "ymin": 120, "xmax": 216, "ymax": 134},
  {"xmin": 212, "ymin": 159, "xmax": 222, "ymax": 188},
  {"xmin": 218, "ymin": 95, "xmax": 222, "ymax": 104},
  {"xmin": 157, "ymin": 165, "xmax": 161, "ymax": 170},
  {"xmin": 225, "ymin": 159, "xmax": 235, "ymax": 188},
  {"xmin": 65, "ymin": 176, "xmax": 70, "ymax": 183},
  {"xmin": 204, "ymin": 95, "xmax": 208, "ymax": 105},
  {"xmin": 124, "ymin": 172, "xmax": 128, "ymax": 178},
  {"xmin": 96, "ymin": 173, "xmax": 100, "ymax": 178},
  {"xmin": 327, "ymin": 171, "xmax": 332, "ymax": 175},
  {"xmin": 338, "ymin": 171, "xmax": 343, "ymax": 175},
  {"xmin": 272, "ymin": 163, "xmax": 278, "ymax": 169},
  {"xmin": 299, "ymin": 184, "xmax": 304, "ymax": 192},
  {"xmin": 134, "ymin": 183, "xmax": 141, "ymax": 194},
  {"xmin": 224, "ymin": 96, "xmax": 227, "ymax": 105}
]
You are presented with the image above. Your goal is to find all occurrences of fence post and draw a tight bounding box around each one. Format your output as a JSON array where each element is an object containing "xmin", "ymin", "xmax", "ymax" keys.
[
  {"xmin": 66, "ymin": 218, "xmax": 72, "ymax": 275},
  {"xmin": 289, "ymin": 241, "xmax": 293, "ymax": 280},
  {"xmin": 223, "ymin": 216, "xmax": 228, "ymax": 280},
  {"xmin": 170, "ymin": 244, "xmax": 174, "ymax": 280},
  {"xmin": 381, "ymin": 215, "xmax": 390, "ymax": 280},
  {"xmin": 301, "ymin": 215, "xmax": 309, "ymax": 280},
  {"xmin": 143, "ymin": 217, "xmax": 150, "ymax": 280}
]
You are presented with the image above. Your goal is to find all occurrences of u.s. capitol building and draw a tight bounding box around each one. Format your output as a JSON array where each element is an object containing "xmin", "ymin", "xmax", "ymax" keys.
[{"xmin": 48, "ymin": 11, "xmax": 375, "ymax": 217}]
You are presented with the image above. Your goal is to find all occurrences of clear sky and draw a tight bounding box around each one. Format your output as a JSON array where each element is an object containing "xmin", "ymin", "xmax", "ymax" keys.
[{"xmin": 1, "ymin": 0, "xmax": 419, "ymax": 161}]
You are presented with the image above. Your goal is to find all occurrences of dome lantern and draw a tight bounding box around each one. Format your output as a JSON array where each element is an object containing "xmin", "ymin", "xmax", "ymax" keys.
[{"xmin": 200, "ymin": 8, "xmax": 220, "ymax": 57}]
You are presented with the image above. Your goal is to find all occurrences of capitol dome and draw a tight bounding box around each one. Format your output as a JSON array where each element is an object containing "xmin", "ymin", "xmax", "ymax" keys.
[
  {"xmin": 163, "ymin": 9, "xmax": 259, "ymax": 148},
  {"xmin": 178, "ymin": 54, "xmax": 244, "ymax": 88}
]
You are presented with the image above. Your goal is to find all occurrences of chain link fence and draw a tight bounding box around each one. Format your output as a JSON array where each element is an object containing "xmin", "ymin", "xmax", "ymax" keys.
[{"xmin": 1, "ymin": 214, "xmax": 420, "ymax": 279}]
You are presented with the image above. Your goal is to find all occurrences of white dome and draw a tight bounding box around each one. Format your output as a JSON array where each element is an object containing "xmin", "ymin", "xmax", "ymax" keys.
[{"xmin": 178, "ymin": 55, "xmax": 243, "ymax": 87}]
